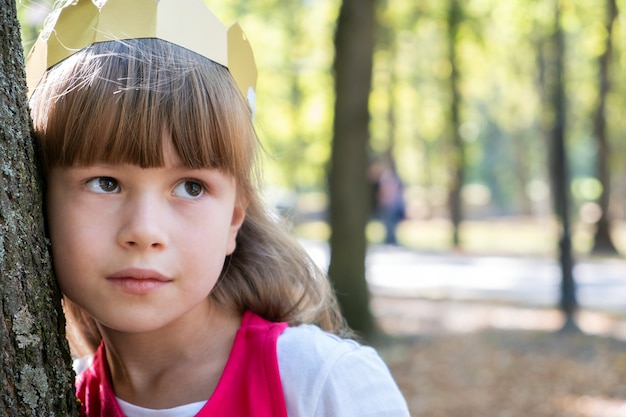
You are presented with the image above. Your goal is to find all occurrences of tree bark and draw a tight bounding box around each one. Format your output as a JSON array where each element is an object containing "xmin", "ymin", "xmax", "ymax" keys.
[
  {"xmin": 591, "ymin": 0, "xmax": 618, "ymax": 255},
  {"xmin": 0, "ymin": 1, "xmax": 79, "ymax": 415},
  {"xmin": 328, "ymin": 0, "xmax": 377, "ymax": 337}
]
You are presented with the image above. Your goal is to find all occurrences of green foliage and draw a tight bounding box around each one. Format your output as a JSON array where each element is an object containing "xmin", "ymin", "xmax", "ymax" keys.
[
  {"xmin": 206, "ymin": 0, "xmax": 339, "ymax": 191},
  {"xmin": 16, "ymin": 0, "xmax": 52, "ymax": 53},
  {"xmin": 18, "ymin": 0, "xmax": 626, "ymax": 223}
]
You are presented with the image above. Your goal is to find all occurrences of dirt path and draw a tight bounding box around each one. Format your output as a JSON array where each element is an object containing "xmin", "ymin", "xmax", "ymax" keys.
[{"xmin": 371, "ymin": 296, "xmax": 626, "ymax": 417}]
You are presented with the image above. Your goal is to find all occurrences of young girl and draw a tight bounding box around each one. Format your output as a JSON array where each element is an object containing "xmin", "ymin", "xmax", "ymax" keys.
[{"xmin": 27, "ymin": 0, "xmax": 410, "ymax": 416}]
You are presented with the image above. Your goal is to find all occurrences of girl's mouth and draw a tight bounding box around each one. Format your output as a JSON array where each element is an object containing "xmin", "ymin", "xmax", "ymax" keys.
[{"xmin": 107, "ymin": 268, "xmax": 172, "ymax": 294}]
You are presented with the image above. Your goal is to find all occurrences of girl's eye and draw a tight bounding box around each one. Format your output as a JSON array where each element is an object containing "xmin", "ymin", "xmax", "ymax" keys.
[
  {"xmin": 86, "ymin": 177, "xmax": 120, "ymax": 193},
  {"xmin": 173, "ymin": 180, "xmax": 205, "ymax": 199}
]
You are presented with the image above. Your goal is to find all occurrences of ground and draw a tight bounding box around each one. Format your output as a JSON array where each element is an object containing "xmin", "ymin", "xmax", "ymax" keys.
[{"xmin": 372, "ymin": 296, "xmax": 626, "ymax": 417}]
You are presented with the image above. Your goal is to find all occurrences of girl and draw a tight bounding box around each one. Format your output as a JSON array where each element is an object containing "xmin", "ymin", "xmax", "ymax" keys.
[{"xmin": 27, "ymin": 0, "xmax": 410, "ymax": 416}]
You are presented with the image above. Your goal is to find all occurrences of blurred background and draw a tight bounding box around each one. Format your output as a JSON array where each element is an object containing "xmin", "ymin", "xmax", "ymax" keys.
[{"xmin": 17, "ymin": 0, "xmax": 626, "ymax": 415}]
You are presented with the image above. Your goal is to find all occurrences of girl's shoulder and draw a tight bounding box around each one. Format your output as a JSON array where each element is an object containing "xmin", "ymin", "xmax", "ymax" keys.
[
  {"xmin": 277, "ymin": 323, "xmax": 373, "ymax": 364},
  {"xmin": 277, "ymin": 324, "xmax": 410, "ymax": 417}
]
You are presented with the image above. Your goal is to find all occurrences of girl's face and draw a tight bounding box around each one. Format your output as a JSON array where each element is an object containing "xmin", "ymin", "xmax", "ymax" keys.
[{"xmin": 46, "ymin": 140, "xmax": 245, "ymax": 334}]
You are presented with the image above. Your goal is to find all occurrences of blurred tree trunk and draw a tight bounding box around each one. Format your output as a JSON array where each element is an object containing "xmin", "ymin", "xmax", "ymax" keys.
[
  {"xmin": 0, "ymin": 1, "xmax": 79, "ymax": 415},
  {"xmin": 591, "ymin": 0, "xmax": 618, "ymax": 255},
  {"xmin": 379, "ymin": 0, "xmax": 398, "ymax": 158},
  {"xmin": 446, "ymin": 0, "xmax": 465, "ymax": 248},
  {"xmin": 544, "ymin": 2, "xmax": 578, "ymax": 332},
  {"xmin": 328, "ymin": 0, "xmax": 377, "ymax": 337}
]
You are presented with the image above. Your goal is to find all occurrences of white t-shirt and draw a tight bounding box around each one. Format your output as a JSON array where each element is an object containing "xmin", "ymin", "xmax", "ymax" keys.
[
  {"xmin": 278, "ymin": 324, "xmax": 410, "ymax": 417},
  {"xmin": 76, "ymin": 324, "xmax": 410, "ymax": 417}
]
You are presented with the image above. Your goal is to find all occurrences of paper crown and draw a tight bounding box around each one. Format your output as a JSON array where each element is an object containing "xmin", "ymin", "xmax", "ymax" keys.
[{"xmin": 25, "ymin": 0, "xmax": 257, "ymax": 104}]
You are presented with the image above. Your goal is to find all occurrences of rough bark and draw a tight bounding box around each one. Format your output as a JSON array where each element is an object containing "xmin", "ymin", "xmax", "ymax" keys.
[
  {"xmin": 0, "ymin": 1, "xmax": 79, "ymax": 415},
  {"xmin": 328, "ymin": 0, "xmax": 377, "ymax": 337}
]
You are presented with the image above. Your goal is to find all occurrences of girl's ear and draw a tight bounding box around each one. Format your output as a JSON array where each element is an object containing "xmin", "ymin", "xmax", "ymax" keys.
[{"xmin": 226, "ymin": 201, "xmax": 246, "ymax": 255}]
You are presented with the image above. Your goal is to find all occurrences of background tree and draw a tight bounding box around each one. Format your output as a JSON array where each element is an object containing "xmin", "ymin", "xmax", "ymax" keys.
[
  {"xmin": 543, "ymin": 1, "xmax": 578, "ymax": 331},
  {"xmin": 373, "ymin": 0, "xmax": 407, "ymax": 159},
  {"xmin": 445, "ymin": 0, "xmax": 465, "ymax": 248},
  {"xmin": 591, "ymin": 0, "xmax": 618, "ymax": 255},
  {"xmin": 0, "ymin": 0, "xmax": 78, "ymax": 415},
  {"xmin": 327, "ymin": 0, "xmax": 378, "ymax": 337}
]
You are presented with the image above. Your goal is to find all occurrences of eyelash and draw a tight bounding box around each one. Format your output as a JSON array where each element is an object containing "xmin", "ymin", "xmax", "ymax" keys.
[
  {"xmin": 85, "ymin": 176, "xmax": 119, "ymax": 193},
  {"xmin": 84, "ymin": 177, "xmax": 210, "ymax": 199},
  {"xmin": 173, "ymin": 179, "xmax": 209, "ymax": 199}
]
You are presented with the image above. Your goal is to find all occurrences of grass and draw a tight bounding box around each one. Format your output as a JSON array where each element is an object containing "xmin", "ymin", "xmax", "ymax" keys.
[{"xmin": 294, "ymin": 216, "xmax": 626, "ymax": 258}]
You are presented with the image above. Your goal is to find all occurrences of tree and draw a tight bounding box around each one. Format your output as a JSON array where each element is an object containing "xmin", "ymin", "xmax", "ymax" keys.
[
  {"xmin": 543, "ymin": 1, "xmax": 578, "ymax": 332},
  {"xmin": 445, "ymin": 0, "xmax": 465, "ymax": 248},
  {"xmin": 0, "ymin": 1, "xmax": 78, "ymax": 415},
  {"xmin": 327, "ymin": 0, "xmax": 377, "ymax": 337},
  {"xmin": 591, "ymin": 0, "xmax": 618, "ymax": 255}
]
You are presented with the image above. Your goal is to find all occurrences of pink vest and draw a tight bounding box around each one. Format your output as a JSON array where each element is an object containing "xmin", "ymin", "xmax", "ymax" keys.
[{"xmin": 76, "ymin": 311, "xmax": 289, "ymax": 416}]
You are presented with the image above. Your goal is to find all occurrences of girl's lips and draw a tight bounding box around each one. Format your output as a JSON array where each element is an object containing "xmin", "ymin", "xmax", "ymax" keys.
[{"xmin": 107, "ymin": 268, "xmax": 172, "ymax": 294}]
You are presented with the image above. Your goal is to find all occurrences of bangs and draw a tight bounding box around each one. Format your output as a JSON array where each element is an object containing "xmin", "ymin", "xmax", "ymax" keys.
[{"xmin": 30, "ymin": 39, "xmax": 256, "ymax": 181}]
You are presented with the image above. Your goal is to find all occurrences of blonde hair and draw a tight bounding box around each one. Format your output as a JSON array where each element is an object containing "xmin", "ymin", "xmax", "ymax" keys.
[{"xmin": 30, "ymin": 39, "xmax": 347, "ymax": 356}]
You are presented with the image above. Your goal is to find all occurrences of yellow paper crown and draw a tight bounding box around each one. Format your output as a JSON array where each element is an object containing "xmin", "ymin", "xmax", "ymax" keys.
[{"xmin": 25, "ymin": 0, "xmax": 257, "ymax": 106}]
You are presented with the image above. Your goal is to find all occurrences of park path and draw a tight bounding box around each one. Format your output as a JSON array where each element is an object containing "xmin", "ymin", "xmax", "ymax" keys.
[
  {"xmin": 301, "ymin": 240, "xmax": 626, "ymax": 416},
  {"xmin": 301, "ymin": 240, "xmax": 626, "ymax": 315}
]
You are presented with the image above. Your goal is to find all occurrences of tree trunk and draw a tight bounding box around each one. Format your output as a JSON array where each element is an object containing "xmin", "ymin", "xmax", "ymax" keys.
[
  {"xmin": 591, "ymin": 0, "xmax": 618, "ymax": 255},
  {"xmin": 0, "ymin": 1, "xmax": 79, "ymax": 415},
  {"xmin": 328, "ymin": 0, "xmax": 377, "ymax": 338},
  {"xmin": 446, "ymin": 0, "xmax": 465, "ymax": 248},
  {"xmin": 546, "ymin": 2, "xmax": 578, "ymax": 332}
]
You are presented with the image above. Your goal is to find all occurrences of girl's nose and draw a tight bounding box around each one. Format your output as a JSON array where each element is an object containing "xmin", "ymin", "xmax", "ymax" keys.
[{"xmin": 117, "ymin": 194, "xmax": 169, "ymax": 251}]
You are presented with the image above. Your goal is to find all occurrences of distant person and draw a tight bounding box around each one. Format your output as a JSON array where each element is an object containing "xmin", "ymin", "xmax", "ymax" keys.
[{"xmin": 374, "ymin": 161, "xmax": 405, "ymax": 245}]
